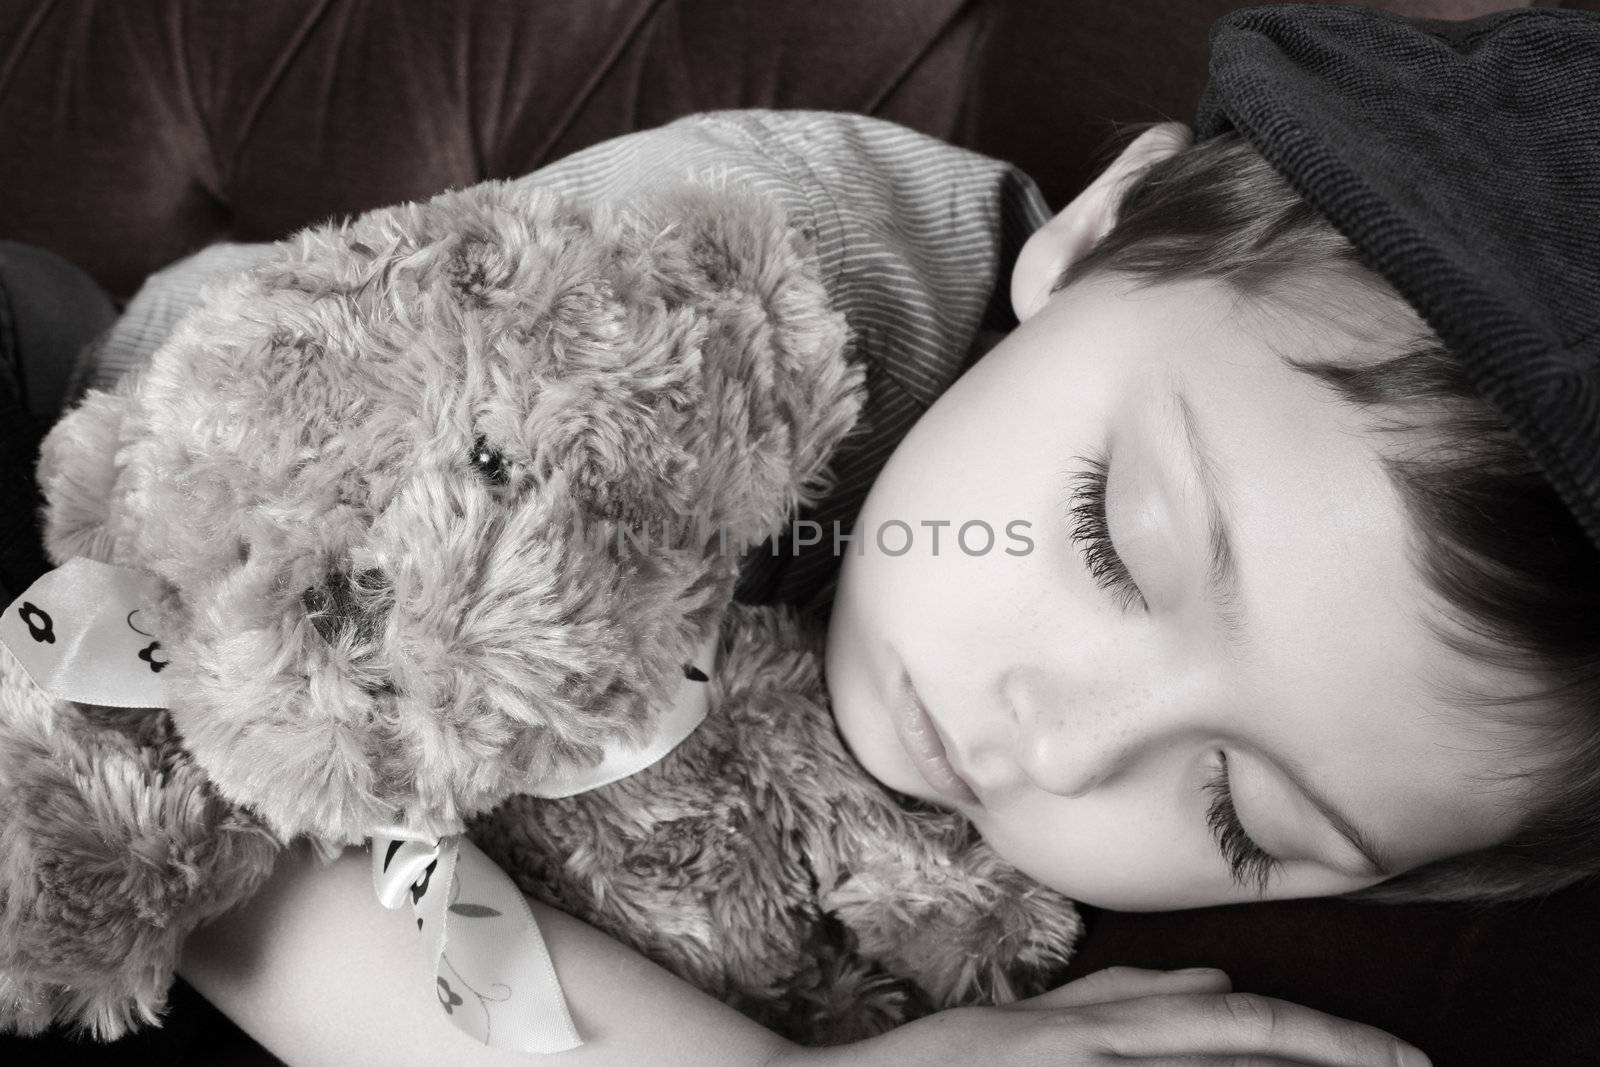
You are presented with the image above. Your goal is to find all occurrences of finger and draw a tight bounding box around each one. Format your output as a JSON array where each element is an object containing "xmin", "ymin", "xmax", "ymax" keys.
[
  {"xmin": 1087, "ymin": 991, "xmax": 1431, "ymax": 1067},
  {"xmin": 1004, "ymin": 966, "xmax": 1232, "ymax": 1011}
]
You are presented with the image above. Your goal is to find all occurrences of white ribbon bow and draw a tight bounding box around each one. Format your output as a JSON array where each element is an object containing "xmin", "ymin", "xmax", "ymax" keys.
[{"xmin": 1, "ymin": 557, "xmax": 719, "ymax": 1054}]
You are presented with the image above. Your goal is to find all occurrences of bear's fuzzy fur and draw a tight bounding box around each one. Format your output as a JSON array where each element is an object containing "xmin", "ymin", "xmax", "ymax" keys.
[{"xmin": 0, "ymin": 175, "xmax": 1081, "ymax": 1045}]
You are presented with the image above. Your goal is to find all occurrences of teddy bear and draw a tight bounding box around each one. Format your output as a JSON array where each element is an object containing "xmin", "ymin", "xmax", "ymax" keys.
[{"xmin": 0, "ymin": 172, "xmax": 1083, "ymax": 1048}]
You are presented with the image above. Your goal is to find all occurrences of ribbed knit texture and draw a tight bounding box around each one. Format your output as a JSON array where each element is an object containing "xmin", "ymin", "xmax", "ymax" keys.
[{"xmin": 1194, "ymin": 3, "xmax": 1600, "ymax": 552}]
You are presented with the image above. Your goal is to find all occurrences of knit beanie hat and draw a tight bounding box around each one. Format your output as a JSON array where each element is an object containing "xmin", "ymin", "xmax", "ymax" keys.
[{"xmin": 1192, "ymin": 3, "xmax": 1600, "ymax": 552}]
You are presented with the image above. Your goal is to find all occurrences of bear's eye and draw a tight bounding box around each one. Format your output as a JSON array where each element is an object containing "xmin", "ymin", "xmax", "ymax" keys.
[{"xmin": 470, "ymin": 433, "xmax": 509, "ymax": 488}]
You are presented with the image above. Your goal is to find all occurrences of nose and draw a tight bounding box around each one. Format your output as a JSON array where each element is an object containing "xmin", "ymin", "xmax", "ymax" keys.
[
  {"xmin": 1005, "ymin": 671, "xmax": 1154, "ymax": 799},
  {"xmin": 1013, "ymin": 703, "xmax": 1113, "ymax": 797},
  {"xmin": 303, "ymin": 566, "xmax": 390, "ymax": 649}
]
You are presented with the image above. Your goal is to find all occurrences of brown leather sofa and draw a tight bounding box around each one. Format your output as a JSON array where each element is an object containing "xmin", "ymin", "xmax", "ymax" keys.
[{"xmin": 4, "ymin": 2, "xmax": 1598, "ymax": 1064}]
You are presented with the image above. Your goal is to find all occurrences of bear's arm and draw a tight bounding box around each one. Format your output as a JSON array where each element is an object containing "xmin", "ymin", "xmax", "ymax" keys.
[{"xmin": 176, "ymin": 838, "xmax": 795, "ymax": 1067}]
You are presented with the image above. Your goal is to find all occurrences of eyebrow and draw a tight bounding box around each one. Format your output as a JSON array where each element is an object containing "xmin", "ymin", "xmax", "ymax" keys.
[
  {"xmin": 1165, "ymin": 376, "xmax": 1248, "ymax": 650},
  {"xmin": 1274, "ymin": 750, "xmax": 1398, "ymax": 879},
  {"xmin": 1164, "ymin": 374, "xmax": 1396, "ymax": 881}
]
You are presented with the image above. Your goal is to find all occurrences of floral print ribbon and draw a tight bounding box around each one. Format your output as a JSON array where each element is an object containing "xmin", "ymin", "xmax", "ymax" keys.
[
  {"xmin": 1, "ymin": 556, "xmax": 720, "ymax": 1054},
  {"xmin": 368, "ymin": 829, "xmax": 580, "ymax": 1051},
  {"xmin": 367, "ymin": 626, "xmax": 718, "ymax": 1053},
  {"xmin": 0, "ymin": 557, "xmax": 170, "ymax": 708}
]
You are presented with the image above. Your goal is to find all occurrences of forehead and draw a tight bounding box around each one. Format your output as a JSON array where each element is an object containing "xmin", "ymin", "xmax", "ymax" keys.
[{"xmin": 1079, "ymin": 275, "xmax": 1539, "ymax": 865}]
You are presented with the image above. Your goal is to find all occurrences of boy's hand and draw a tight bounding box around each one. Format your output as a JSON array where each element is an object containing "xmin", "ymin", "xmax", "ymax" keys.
[{"xmin": 776, "ymin": 965, "xmax": 1431, "ymax": 1067}]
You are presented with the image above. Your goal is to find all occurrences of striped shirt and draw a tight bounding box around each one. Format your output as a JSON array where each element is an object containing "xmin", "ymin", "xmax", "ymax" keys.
[{"xmin": 68, "ymin": 109, "xmax": 1052, "ymax": 621}]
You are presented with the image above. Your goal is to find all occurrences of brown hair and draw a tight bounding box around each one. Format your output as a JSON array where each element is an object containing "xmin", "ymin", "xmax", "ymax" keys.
[{"xmin": 1053, "ymin": 120, "xmax": 1600, "ymax": 905}]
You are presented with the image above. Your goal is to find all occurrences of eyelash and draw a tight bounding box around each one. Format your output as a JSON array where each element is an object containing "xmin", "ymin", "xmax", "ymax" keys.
[
  {"xmin": 1063, "ymin": 449, "xmax": 1147, "ymax": 613},
  {"xmin": 1063, "ymin": 452, "xmax": 1279, "ymax": 896},
  {"xmin": 1203, "ymin": 753, "xmax": 1282, "ymax": 897}
]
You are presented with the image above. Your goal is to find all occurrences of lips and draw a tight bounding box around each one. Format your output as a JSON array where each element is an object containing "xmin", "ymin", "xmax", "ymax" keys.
[{"xmin": 892, "ymin": 669, "xmax": 981, "ymax": 807}]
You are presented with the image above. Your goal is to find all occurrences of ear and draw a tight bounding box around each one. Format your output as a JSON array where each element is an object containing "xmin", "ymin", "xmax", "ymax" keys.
[
  {"xmin": 35, "ymin": 382, "xmax": 136, "ymax": 567},
  {"xmin": 1010, "ymin": 122, "xmax": 1193, "ymax": 324}
]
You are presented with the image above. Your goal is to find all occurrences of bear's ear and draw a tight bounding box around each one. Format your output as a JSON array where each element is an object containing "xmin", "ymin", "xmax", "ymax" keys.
[
  {"xmin": 623, "ymin": 179, "xmax": 862, "ymax": 532},
  {"xmin": 634, "ymin": 178, "xmax": 808, "ymax": 301},
  {"xmin": 36, "ymin": 381, "xmax": 135, "ymax": 568}
]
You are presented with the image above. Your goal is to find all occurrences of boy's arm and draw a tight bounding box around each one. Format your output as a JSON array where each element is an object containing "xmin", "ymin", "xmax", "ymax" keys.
[
  {"xmin": 176, "ymin": 838, "xmax": 1430, "ymax": 1067},
  {"xmin": 177, "ymin": 838, "xmax": 792, "ymax": 1067}
]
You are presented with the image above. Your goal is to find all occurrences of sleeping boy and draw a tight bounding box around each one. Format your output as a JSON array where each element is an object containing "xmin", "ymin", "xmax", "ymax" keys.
[{"xmin": 27, "ymin": 7, "xmax": 1600, "ymax": 1064}]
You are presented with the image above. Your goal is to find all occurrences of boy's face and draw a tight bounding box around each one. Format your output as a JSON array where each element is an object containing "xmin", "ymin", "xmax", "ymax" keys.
[{"xmin": 825, "ymin": 271, "xmax": 1539, "ymax": 910}]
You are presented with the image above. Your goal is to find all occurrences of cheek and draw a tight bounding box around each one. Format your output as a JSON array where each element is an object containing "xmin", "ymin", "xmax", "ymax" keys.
[
  {"xmin": 854, "ymin": 386, "xmax": 1057, "ymax": 595},
  {"xmin": 972, "ymin": 794, "xmax": 1232, "ymax": 912}
]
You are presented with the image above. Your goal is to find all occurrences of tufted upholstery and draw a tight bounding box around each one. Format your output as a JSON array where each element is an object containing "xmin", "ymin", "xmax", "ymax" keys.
[
  {"xmin": 5, "ymin": 0, "xmax": 1586, "ymax": 300},
  {"xmin": 4, "ymin": 2, "xmax": 1600, "ymax": 1064}
]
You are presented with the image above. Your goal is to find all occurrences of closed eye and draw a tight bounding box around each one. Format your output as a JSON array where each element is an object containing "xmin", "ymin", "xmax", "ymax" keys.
[
  {"xmin": 1063, "ymin": 445, "xmax": 1147, "ymax": 613},
  {"xmin": 1203, "ymin": 752, "xmax": 1282, "ymax": 898}
]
